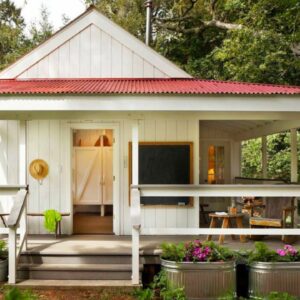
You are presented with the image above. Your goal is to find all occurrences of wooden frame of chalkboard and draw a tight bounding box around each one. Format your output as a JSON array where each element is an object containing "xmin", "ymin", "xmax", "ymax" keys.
[{"xmin": 129, "ymin": 142, "xmax": 194, "ymax": 207}]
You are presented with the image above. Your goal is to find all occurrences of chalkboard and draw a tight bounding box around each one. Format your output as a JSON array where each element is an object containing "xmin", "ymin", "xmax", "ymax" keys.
[{"xmin": 129, "ymin": 142, "xmax": 193, "ymax": 206}]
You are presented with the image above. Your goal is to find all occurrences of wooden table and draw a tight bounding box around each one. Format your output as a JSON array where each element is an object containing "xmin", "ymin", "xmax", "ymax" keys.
[{"xmin": 207, "ymin": 213, "xmax": 246, "ymax": 244}]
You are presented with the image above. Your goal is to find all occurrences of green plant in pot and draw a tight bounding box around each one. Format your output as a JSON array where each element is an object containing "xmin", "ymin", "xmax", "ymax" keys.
[
  {"xmin": 247, "ymin": 242, "xmax": 300, "ymax": 299},
  {"xmin": 160, "ymin": 240, "xmax": 236, "ymax": 300},
  {"xmin": 0, "ymin": 240, "xmax": 8, "ymax": 282}
]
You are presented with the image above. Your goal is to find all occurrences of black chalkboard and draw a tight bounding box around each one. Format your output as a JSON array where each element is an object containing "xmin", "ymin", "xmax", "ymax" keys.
[{"xmin": 130, "ymin": 142, "xmax": 193, "ymax": 206}]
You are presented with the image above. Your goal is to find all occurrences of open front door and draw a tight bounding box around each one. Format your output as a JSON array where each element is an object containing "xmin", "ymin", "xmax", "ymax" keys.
[{"xmin": 72, "ymin": 129, "xmax": 114, "ymax": 234}]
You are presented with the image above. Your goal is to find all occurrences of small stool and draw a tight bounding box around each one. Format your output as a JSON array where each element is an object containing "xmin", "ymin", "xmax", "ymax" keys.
[{"xmin": 207, "ymin": 213, "xmax": 246, "ymax": 244}]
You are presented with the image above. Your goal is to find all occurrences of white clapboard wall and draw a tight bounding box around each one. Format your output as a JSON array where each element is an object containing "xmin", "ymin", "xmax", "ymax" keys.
[{"xmin": 0, "ymin": 118, "xmax": 199, "ymax": 234}]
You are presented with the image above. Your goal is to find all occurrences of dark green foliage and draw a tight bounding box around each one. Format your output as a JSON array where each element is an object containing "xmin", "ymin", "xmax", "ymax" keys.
[
  {"xmin": 161, "ymin": 240, "xmax": 234, "ymax": 262},
  {"xmin": 88, "ymin": 0, "xmax": 300, "ymax": 85},
  {"xmin": 0, "ymin": 240, "xmax": 7, "ymax": 260},
  {"xmin": 241, "ymin": 138, "xmax": 263, "ymax": 179},
  {"xmin": 4, "ymin": 287, "xmax": 37, "ymax": 300},
  {"xmin": 263, "ymin": 292, "xmax": 297, "ymax": 300},
  {"xmin": 247, "ymin": 242, "xmax": 300, "ymax": 263},
  {"xmin": 161, "ymin": 242, "xmax": 186, "ymax": 262},
  {"xmin": 134, "ymin": 270, "xmax": 186, "ymax": 300},
  {"xmin": 241, "ymin": 131, "xmax": 300, "ymax": 183},
  {"xmin": 0, "ymin": 0, "xmax": 27, "ymax": 70}
]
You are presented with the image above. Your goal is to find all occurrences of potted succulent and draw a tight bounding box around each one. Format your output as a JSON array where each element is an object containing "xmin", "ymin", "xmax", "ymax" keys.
[
  {"xmin": 0, "ymin": 240, "xmax": 8, "ymax": 282},
  {"xmin": 248, "ymin": 242, "xmax": 300, "ymax": 299},
  {"xmin": 160, "ymin": 240, "xmax": 236, "ymax": 300}
]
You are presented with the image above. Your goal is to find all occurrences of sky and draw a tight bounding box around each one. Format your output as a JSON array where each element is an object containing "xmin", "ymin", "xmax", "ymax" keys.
[{"xmin": 12, "ymin": 0, "xmax": 86, "ymax": 32}]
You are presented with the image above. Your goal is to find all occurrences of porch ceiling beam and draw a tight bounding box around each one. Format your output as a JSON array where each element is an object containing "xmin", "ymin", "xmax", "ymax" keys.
[
  {"xmin": 235, "ymin": 119, "xmax": 300, "ymax": 141},
  {"xmin": 2, "ymin": 111, "xmax": 300, "ymax": 121},
  {"xmin": 133, "ymin": 184, "xmax": 300, "ymax": 197},
  {"xmin": 0, "ymin": 95, "xmax": 299, "ymax": 112}
]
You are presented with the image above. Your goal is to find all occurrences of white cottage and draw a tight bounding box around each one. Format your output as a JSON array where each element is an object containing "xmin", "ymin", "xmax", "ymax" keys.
[{"xmin": 0, "ymin": 6, "xmax": 300, "ymax": 285}]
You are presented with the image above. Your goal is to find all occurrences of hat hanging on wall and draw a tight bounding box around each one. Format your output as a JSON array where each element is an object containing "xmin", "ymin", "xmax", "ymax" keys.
[{"xmin": 29, "ymin": 159, "xmax": 49, "ymax": 185}]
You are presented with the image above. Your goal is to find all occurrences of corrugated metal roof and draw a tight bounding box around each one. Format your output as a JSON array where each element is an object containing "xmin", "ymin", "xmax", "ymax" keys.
[{"xmin": 0, "ymin": 78, "xmax": 299, "ymax": 95}]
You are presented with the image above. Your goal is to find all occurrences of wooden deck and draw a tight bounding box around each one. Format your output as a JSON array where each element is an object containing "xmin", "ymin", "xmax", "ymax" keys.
[{"xmin": 25, "ymin": 234, "xmax": 300, "ymax": 255}]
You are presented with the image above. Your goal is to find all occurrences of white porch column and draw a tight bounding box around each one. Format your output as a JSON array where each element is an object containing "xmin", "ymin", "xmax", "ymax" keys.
[
  {"xmin": 262, "ymin": 136, "xmax": 267, "ymax": 178},
  {"xmin": 19, "ymin": 121, "xmax": 26, "ymax": 185},
  {"xmin": 131, "ymin": 120, "xmax": 140, "ymax": 285},
  {"xmin": 290, "ymin": 128, "xmax": 298, "ymax": 227},
  {"xmin": 291, "ymin": 129, "xmax": 298, "ymax": 183}
]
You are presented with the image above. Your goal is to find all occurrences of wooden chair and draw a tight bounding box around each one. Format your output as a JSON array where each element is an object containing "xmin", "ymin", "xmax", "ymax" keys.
[{"xmin": 249, "ymin": 197, "xmax": 297, "ymax": 243}]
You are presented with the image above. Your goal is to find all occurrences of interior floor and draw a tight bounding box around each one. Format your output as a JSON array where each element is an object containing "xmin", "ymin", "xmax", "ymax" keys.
[{"xmin": 73, "ymin": 213, "xmax": 113, "ymax": 234}]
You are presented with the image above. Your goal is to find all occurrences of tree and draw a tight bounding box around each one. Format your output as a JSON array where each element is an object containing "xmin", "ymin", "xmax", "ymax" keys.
[
  {"xmin": 28, "ymin": 6, "xmax": 54, "ymax": 47},
  {"xmin": 87, "ymin": 0, "xmax": 300, "ymax": 85},
  {"xmin": 0, "ymin": 0, "xmax": 27, "ymax": 70}
]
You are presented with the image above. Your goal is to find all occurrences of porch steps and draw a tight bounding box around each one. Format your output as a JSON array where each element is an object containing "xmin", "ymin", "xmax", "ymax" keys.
[
  {"xmin": 11, "ymin": 279, "xmax": 140, "ymax": 289},
  {"xmin": 17, "ymin": 252, "xmax": 143, "ymax": 282}
]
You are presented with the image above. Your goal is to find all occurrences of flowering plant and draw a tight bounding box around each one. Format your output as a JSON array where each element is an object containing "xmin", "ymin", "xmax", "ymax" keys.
[
  {"xmin": 161, "ymin": 240, "xmax": 234, "ymax": 262},
  {"xmin": 248, "ymin": 242, "xmax": 300, "ymax": 263}
]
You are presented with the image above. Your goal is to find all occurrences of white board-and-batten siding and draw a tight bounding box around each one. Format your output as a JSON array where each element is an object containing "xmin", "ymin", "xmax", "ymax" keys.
[
  {"xmin": 0, "ymin": 121, "xmax": 20, "ymax": 223},
  {"xmin": 18, "ymin": 24, "xmax": 168, "ymax": 79},
  {"xmin": 121, "ymin": 119, "xmax": 199, "ymax": 234},
  {"xmin": 2, "ymin": 118, "xmax": 198, "ymax": 235}
]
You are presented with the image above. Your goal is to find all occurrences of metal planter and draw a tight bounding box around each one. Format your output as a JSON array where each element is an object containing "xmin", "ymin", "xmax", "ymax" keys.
[
  {"xmin": 249, "ymin": 262, "xmax": 300, "ymax": 299},
  {"xmin": 161, "ymin": 259, "xmax": 236, "ymax": 300}
]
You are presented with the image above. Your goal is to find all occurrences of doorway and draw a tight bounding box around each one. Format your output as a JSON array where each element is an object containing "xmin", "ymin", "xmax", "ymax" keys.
[{"xmin": 72, "ymin": 129, "xmax": 114, "ymax": 234}]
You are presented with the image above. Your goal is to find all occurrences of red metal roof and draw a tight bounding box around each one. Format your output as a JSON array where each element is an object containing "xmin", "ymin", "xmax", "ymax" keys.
[{"xmin": 0, "ymin": 78, "xmax": 299, "ymax": 95}]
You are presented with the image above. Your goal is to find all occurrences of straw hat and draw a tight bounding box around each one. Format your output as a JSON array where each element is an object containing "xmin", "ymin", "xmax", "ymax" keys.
[{"xmin": 29, "ymin": 159, "xmax": 49, "ymax": 180}]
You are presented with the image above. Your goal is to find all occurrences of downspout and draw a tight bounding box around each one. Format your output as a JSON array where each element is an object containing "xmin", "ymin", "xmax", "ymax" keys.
[{"xmin": 145, "ymin": 0, "xmax": 153, "ymax": 46}]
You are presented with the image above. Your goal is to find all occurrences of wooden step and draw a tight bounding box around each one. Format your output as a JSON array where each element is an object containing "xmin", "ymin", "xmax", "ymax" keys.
[
  {"xmin": 20, "ymin": 253, "xmax": 133, "ymax": 264},
  {"xmin": 11, "ymin": 279, "xmax": 141, "ymax": 288},
  {"xmin": 17, "ymin": 263, "xmax": 143, "ymax": 281}
]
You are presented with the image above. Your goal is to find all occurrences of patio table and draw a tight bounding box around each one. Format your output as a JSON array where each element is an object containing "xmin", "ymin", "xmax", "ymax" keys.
[{"xmin": 207, "ymin": 212, "xmax": 247, "ymax": 244}]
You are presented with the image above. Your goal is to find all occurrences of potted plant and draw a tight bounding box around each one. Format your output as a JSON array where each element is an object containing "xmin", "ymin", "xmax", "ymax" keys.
[
  {"xmin": 248, "ymin": 242, "xmax": 300, "ymax": 299},
  {"xmin": 160, "ymin": 240, "xmax": 236, "ymax": 300},
  {"xmin": 0, "ymin": 240, "xmax": 8, "ymax": 282}
]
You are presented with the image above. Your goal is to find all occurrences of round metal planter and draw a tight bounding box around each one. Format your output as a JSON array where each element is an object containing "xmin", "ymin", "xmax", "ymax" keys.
[
  {"xmin": 161, "ymin": 259, "xmax": 236, "ymax": 300},
  {"xmin": 249, "ymin": 262, "xmax": 300, "ymax": 299}
]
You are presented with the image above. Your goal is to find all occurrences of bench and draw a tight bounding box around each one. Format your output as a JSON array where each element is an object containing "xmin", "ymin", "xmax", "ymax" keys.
[{"xmin": 27, "ymin": 213, "xmax": 70, "ymax": 238}]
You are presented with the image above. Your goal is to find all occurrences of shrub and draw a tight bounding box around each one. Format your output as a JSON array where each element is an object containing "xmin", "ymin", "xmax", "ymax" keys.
[
  {"xmin": 248, "ymin": 242, "xmax": 300, "ymax": 263},
  {"xmin": 161, "ymin": 240, "xmax": 234, "ymax": 262}
]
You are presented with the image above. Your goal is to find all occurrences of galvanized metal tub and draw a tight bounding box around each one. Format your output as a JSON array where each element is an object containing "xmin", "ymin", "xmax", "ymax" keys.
[
  {"xmin": 249, "ymin": 262, "xmax": 300, "ymax": 299},
  {"xmin": 161, "ymin": 259, "xmax": 236, "ymax": 300}
]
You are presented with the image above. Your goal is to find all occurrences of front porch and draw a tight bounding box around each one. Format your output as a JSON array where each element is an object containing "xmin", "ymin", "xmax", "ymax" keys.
[
  {"xmin": 8, "ymin": 234, "xmax": 300, "ymax": 287},
  {"xmin": 23, "ymin": 234, "xmax": 300, "ymax": 255}
]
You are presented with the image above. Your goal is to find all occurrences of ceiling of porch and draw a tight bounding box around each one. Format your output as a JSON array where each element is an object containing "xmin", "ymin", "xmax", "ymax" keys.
[{"xmin": 200, "ymin": 120, "xmax": 300, "ymax": 141}]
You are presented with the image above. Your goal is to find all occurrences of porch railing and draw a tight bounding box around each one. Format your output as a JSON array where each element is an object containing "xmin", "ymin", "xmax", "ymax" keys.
[
  {"xmin": 130, "ymin": 184, "xmax": 300, "ymax": 285},
  {"xmin": 0, "ymin": 186, "xmax": 28, "ymax": 284}
]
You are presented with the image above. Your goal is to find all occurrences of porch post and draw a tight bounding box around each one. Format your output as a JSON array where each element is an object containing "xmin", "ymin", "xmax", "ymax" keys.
[
  {"xmin": 290, "ymin": 128, "xmax": 298, "ymax": 227},
  {"xmin": 19, "ymin": 121, "xmax": 26, "ymax": 185},
  {"xmin": 262, "ymin": 136, "xmax": 267, "ymax": 178},
  {"xmin": 131, "ymin": 120, "xmax": 140, "ymax": 285},
  {"xmin": 291, "ymin": 128, "xmax": 298, "ymax": 183}
]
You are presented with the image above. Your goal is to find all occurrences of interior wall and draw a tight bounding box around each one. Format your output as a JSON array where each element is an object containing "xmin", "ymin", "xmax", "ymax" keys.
[{"xmin": 199, "ymin": 122, "xmax": 239, "ymax": 213}]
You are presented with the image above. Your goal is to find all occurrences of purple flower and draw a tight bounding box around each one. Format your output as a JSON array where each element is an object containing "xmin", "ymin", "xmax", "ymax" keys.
[
  {"xmin": 276, "ymin": 249, "xmax": 286, "ymax": 256},
  {"xmin": 284, "ymin": 245, "xmax": 297, "ymax": 256}
]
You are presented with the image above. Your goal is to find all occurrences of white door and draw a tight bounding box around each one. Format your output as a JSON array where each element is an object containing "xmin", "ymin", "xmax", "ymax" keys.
[
  {"xmin": 74, "ymin": 147, "xmax": 102, "ymax": 205},
  {"xmin": 200, "ymin": 141, "xmax": 231, "ymax": 184}
]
